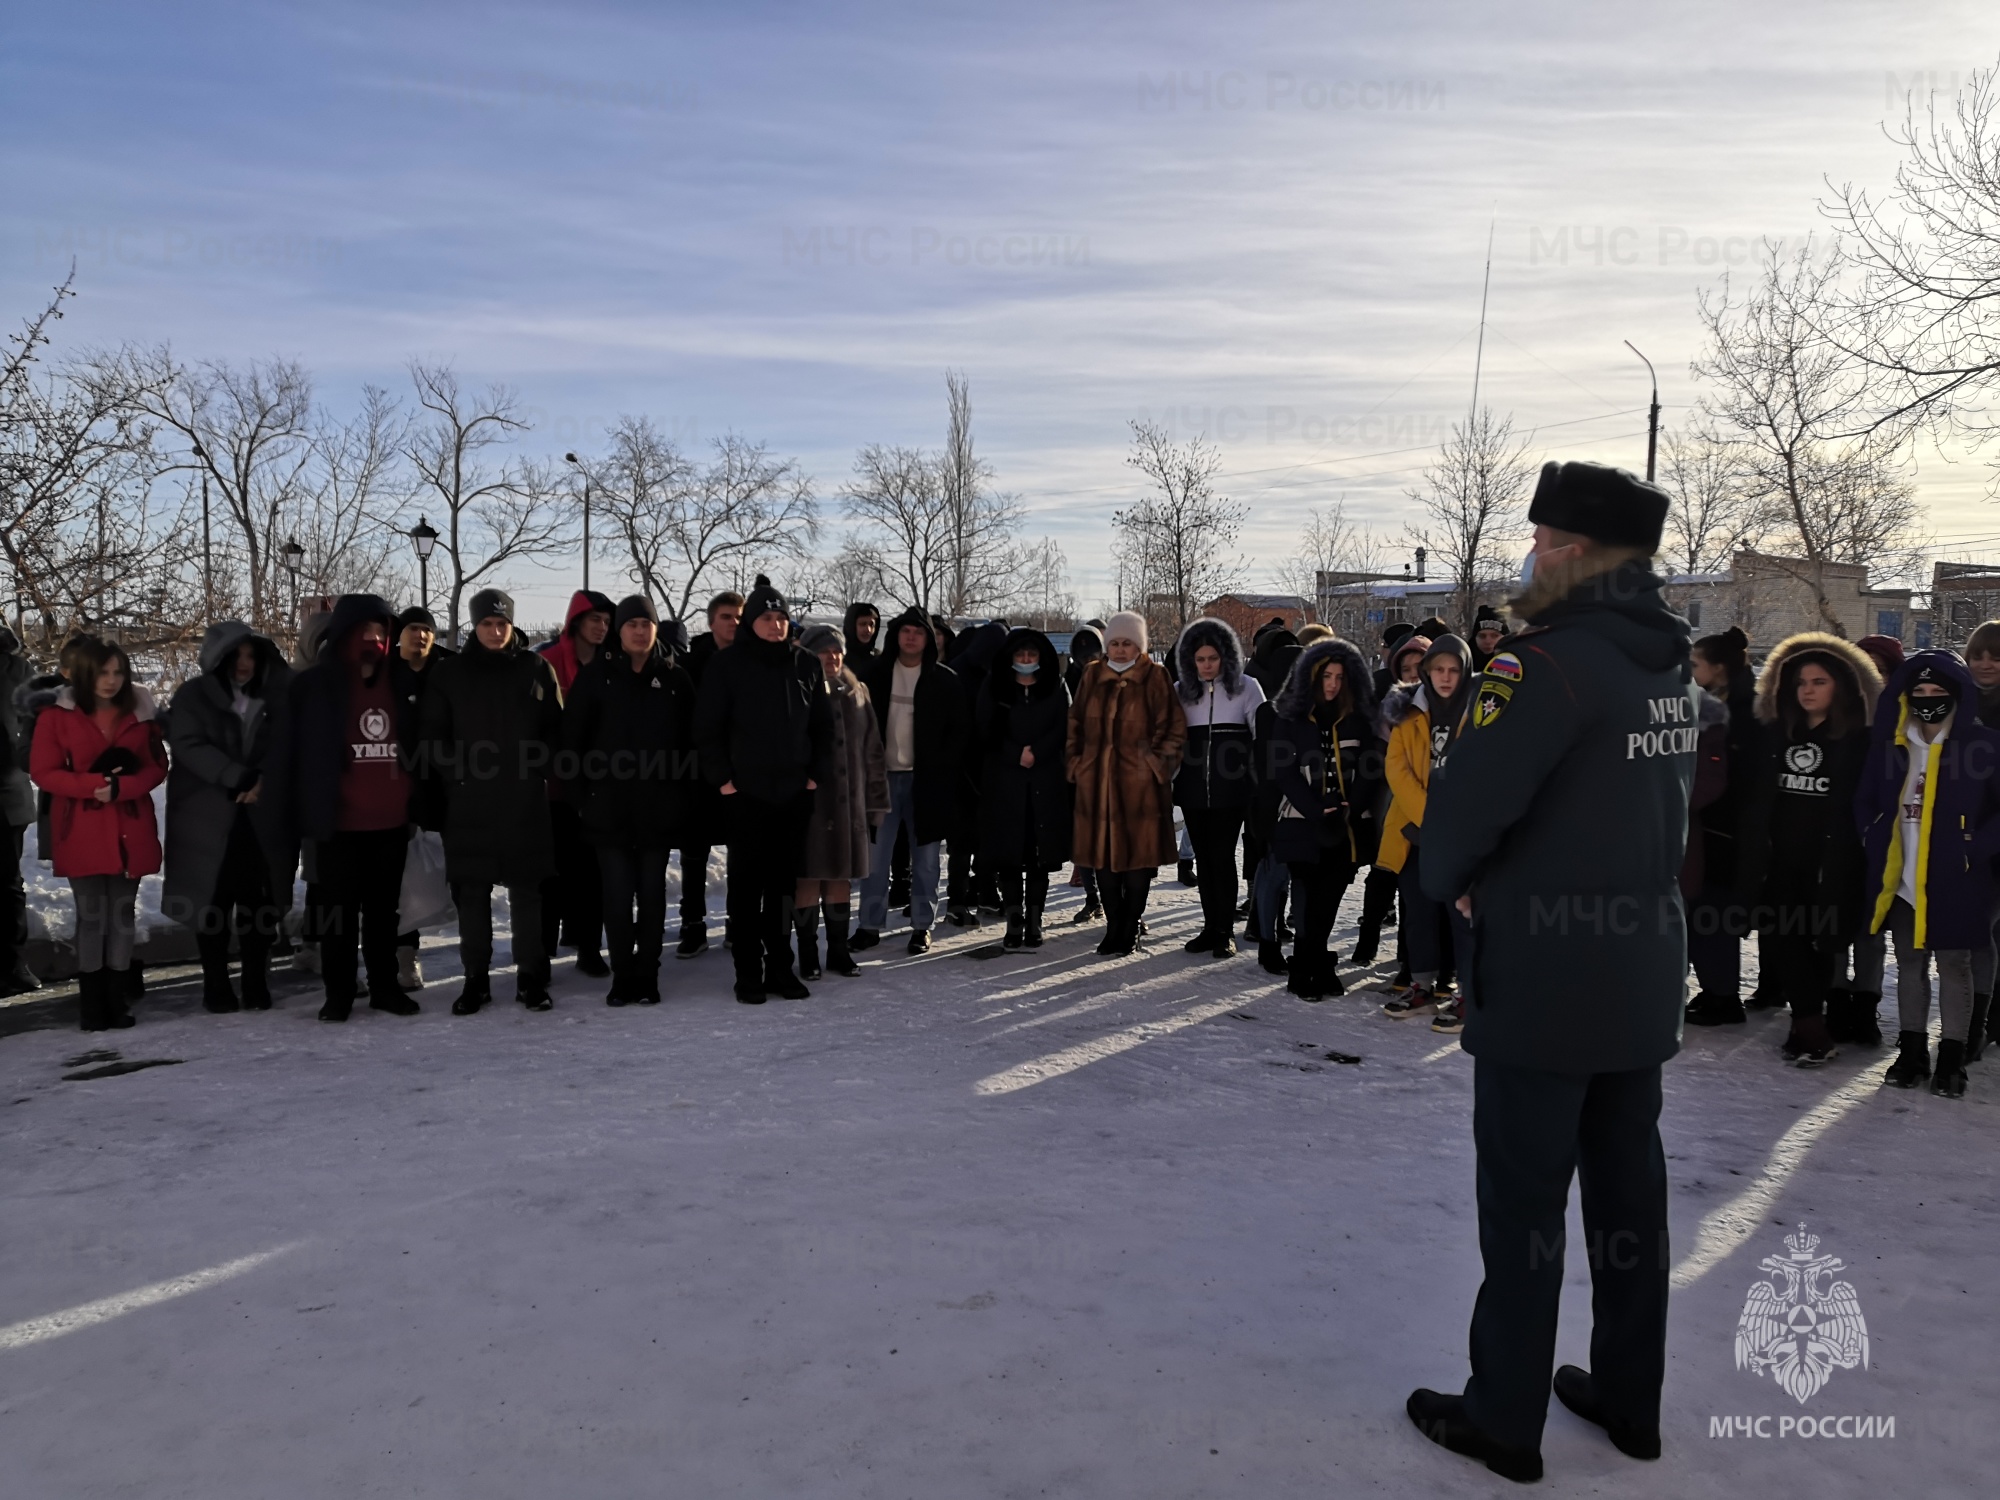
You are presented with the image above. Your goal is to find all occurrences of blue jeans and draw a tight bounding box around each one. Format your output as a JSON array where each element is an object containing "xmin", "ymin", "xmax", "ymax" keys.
[{"xmin": 859, "ymin": 771, "xmax": 942, "ymax": 932}]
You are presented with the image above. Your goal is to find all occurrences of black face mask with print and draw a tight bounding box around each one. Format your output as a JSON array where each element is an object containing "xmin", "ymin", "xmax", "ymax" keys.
[{"xmin": 1910, "ymin": 695, "xmax": 1955, "ymax": 725}]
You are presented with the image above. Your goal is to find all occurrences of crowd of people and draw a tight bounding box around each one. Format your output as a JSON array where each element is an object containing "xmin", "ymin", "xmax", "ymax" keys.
[{"xmin": 3, "ymin": 562, "xmax": 1995, "ymax": 1100}]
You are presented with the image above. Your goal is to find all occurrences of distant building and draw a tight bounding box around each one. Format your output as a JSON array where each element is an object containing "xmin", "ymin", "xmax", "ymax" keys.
[
  {"xmin": 1657, "ymin": 551, "xmax": 1919, "ymax": 649},
  {"xmin": 1928, "ymin": 562, "xmax": 2000, "ymax": 649},
  {"xmin": 1315, "ymin": 571, "xmax": 1468, "ymax": 644},
  {"xmin": 1200, "ymin": 591, "xmax": 1316, "ymax": 642}
]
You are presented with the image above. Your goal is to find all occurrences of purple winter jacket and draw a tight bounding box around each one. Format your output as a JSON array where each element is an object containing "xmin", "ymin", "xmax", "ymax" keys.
[{"xmin": 1855, "ymin": 650, "xmax": 2000, "ymax": 949}]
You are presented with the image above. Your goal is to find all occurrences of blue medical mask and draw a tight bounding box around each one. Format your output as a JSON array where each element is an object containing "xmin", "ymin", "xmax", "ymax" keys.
[{"xmin": 1012, "ymin": 660, "xmax": 1039, "ymax": 676}]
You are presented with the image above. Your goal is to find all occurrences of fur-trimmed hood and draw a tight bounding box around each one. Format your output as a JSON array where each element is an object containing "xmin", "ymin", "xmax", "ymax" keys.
[
  {"xmin": 1377, "ymin": 679, "xmax": 1424, "ymax": 733},
  {"xmin": 1274, "ymin": 638, "xmax": 1375, "ymax": 723},
  {"xmin": 1753, "ymin": 632, "xmax": 1884, "ymax": 726},
  {"xmin": 1174, "ymin": 617, "xmax": 1248, "ymax": 702},
  {"xmin": 52, "ymin": 681, "xmax": 161, "ymax": 722}
]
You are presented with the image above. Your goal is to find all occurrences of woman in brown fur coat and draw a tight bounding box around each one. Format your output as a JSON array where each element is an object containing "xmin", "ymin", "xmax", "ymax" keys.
[{"xmin": 1067, "ymin": 610, "xmax": 1187, "ymax": 956}]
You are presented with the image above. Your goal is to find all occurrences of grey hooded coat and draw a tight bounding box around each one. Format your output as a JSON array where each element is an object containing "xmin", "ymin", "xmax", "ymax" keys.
[{"xmin": 162, "ymin": 621, "xmax": 297, "ymax": 926}]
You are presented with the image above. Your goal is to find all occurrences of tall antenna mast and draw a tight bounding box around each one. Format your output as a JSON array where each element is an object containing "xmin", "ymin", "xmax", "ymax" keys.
[{"xmin": 1468, "ymin": 212, "xmax": 1496, "ymax": 425}]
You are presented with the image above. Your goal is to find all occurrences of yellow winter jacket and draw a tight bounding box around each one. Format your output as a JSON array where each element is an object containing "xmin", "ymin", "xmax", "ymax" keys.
[{"xmin": 1376, "ymin": 688, "xmax": 1431, "ymax": 875}]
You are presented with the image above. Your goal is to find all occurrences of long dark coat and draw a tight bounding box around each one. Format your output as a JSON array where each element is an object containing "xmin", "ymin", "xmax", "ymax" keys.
[
  {"xmin": 419, "ymin": 632, "xmax": 564, "ymax": 886},
  {"xmin": 977, "ymin": 629, "xmax": 1072, "ymax": 870},
  {"xmin": 272, "ymin": 594, "xmax": 412, "ymax": 847},
  {"xmin": 561, "ymin": 644, "xmax": 697, "ymax": 850},
  {"xmin": 802, "ymin": 668, "xmax": 889, "ymax": 880},
  {"xmin": 693, "ymin": 634, "xmax": 834, "ymax": 806},
  {"xmin": 162, "ymin": 621, "xmax": 296, "ymax": 926},
  {"xmin": 1066, "ymin": 656, "xmax": 1186, "ymax": 872}
]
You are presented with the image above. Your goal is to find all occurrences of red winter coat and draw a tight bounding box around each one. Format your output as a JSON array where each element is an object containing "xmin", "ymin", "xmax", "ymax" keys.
[{"xmin": 30, "ymin": 686, "xmax": 168, "ymax": 879}]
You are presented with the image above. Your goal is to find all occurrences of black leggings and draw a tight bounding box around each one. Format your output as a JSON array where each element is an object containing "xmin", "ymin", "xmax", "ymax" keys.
[
  {"xmin": 725, "ymin": 792, "xmax": 810, "ymax": 986},
  {"xmin": 599, "ymin": 844, "xmax": 670, "ymax": 977},
  {"xmin": 315, "ymin": 828, "xmax": 406, "ymax": 1003},
  {"xmin": 1183, "ymin": 807, "xmax": 1246, "ymax": 939}
]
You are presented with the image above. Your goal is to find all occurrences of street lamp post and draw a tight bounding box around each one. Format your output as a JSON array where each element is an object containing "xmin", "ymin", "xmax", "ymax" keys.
[
  {"xmin": 564, "ymin": 452, "xmax": 591, "ymax": 592},
  {"xmin": 1624, "ymin": 340, "xmax": 1661, "ymax": 482},
  {"xmin": 191, "ymin": 438, "xmax": 213, "ymax": 625},
  {"xmin": 280, "ymin": 537, "xmax": 304, "ymax": 641},
  {"xmin": 409, "ymin": 516, "xmax": 439, "ymax": 612}
]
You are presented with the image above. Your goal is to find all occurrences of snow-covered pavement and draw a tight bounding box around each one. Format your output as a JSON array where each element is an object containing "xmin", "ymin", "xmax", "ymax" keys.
[{"xmin": 2, "ymin": 879, "xmax": 1993, "ymax": 1497}]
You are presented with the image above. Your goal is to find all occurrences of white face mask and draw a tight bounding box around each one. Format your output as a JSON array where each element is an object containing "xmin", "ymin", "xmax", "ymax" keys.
[
  {"xmin": 1519, "ymin": 549, "xmax": 1538, "ymax": 586},
  {"xmin": 1105, "ymin": 657, "xmax": 1137, "ymax": 674}
]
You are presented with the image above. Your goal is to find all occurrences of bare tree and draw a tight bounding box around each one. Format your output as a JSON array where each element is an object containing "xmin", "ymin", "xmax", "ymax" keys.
[
  {"xmin": 844, "ymin": 443, "xmax": 951, "ymax": 615},
  {"xmin": 1114, "ymin": 420, "xmax": 1246, "ymax": 639},
  {"xmin": 1272, "ymin": 496, "xmax": 1387, "ymax": 609},
  {"xmin": 1658, "ymin": 426, "xmax": 1767, "ymax": 577},
  {"xmin": 592, "ymin": 423, "xmax": 816, "ymax": 624},
  {"xmin": 295, "ymin": 386, "xmax": 412, "ymax": 605},
  {"xmin": 1692, "ymin": 245, "xmax": 1924, "ymax": 631},
  {"xmin": 103, "ymin": 347, "xmax": 313, "ymax": 634},
  {"xmin": 1821, "ymin": 61, "xmax": 2000, "ymax": 450},
  {"xmin": 938, "ymin": 371, "xmax": 1025, "ymax": 616},
  {"xmin": 405, "ymin": 362, "xmax": 571, "ymax": 642},
  {"xmin": 1404, "ymin": 406, "xmax": 1536, "ymax": 629},
  {"xmin": 2, "ymin": 276, "xmax": 172, "ymax": 650},
  {"xmin": 1011, "ymin": 535, "xmax": 1078, "ymax": 630},
  {"xmin": 786, "ymin": 534, "xmax": 892, "ymax": 621}
]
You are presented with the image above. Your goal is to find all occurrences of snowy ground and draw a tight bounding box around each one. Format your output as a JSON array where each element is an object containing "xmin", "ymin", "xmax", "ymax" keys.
[{"xmin": 1, "ymin": 875, "xmax": 1994, "ymax": 1498}]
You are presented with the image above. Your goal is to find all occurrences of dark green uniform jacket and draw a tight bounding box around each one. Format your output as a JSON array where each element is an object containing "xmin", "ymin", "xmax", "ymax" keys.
[{"xmin": 1420, "ymin": 557, "xmax": 1698, "ymax": 1075}]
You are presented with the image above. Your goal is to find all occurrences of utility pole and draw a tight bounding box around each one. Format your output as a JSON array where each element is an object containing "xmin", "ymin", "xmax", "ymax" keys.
[
  {"xmin": 192, "ymin": 438, "xmax": 213, "ymax": 625},
  {"xmin": 1469, "ymin": 214, "xmax": 1496, "ymax": 425},
  {"xmin": 1624, "ymin": 341, "xmax": 1660, "ymax": 481},
  {"xmin": 565, "ymin": 453, "xmax": 591, "ymax": 592}
]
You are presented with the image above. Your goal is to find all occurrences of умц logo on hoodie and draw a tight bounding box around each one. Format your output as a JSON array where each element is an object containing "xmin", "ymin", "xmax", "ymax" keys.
[{"xmin": 1779, "ymin": 741, "xmax": 1830, "ymax": 794}]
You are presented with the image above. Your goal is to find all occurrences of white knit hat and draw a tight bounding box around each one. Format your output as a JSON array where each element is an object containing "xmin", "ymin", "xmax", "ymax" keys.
[{"xmin": 1104, "ymin": 610, "xmax": 1149, "ymax": 652}]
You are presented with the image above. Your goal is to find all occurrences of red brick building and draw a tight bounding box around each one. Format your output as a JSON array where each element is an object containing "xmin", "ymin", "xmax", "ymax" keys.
[{"xmin": 1200, "ymin": 592, "xmax": 1315, "ymax": 643}]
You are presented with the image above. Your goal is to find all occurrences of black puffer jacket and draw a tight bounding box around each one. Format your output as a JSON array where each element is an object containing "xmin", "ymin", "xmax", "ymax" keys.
[
  {"xmin": 976, "ymin": 628, "xmax": 1072, "ymax": 869},
  {"xmin": 860, "ymin": 609, "xmax": 968, "ymax": 844},
  {"xmin": 418, "ymin": 631, "xmax": 565, "ymax": 886},
  {"xmin": 1258, "ymin": 638, "xmax": 1382, "ymax": 867},
  {"xmin": 563, "ymin": 644, "xmax": 697, "ymax": 847},
  {"xmin": 693, "ymin": 632, "xmax": 834, "ymax": 806}
]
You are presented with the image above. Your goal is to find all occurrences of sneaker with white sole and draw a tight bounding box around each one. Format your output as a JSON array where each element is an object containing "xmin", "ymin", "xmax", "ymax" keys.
[
  {"xmin": 1383, "ymin": 984, "xmax": 1438, "ymax": 1019},
  {"xmin": 1430, "ymin": 997, "xmax": 1465, "ymax": 1034}
]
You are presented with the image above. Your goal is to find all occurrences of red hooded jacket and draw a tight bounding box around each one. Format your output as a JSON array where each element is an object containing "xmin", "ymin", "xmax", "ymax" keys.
[
  {"xmin": 538, "ymin": 590, "xmax": 614, "ymax": 700},
  {"xmin": 31, "ymin": 685, "xmax": 169, "ymax": 878}
]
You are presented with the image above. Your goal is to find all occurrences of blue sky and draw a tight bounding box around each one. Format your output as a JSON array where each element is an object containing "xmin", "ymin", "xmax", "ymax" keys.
[{"xmin": 7, "ymin": 0, "xmax": 1999, "ymax": 620}]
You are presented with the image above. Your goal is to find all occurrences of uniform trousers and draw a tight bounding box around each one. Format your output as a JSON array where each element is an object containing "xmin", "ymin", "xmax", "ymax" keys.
[
  {"xmin": 1464, "ymin": 1059, "xmax": 1668, "ymax": 1453},
  {"xmin": 724, "ymin": 791, "xmax": 811, "ymax": 987}
]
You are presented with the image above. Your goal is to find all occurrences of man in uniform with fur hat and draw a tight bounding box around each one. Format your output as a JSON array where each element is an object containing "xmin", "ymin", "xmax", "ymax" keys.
[{"xmin": 1405, "ymin": 460, "xmax": 1698, "ymax": 1484}]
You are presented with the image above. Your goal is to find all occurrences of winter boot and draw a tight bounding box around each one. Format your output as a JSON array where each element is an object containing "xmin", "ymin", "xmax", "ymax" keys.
[
  {"xmin": 449, "ymin": 974, "xmax": 492, "ymax": 1017},
  {"xmin": 1177, "ymin": 858, "xmax": 1196, "ymax": 887},
  {"xmin": 1258, "ymin": 940, "xmax": 1287, "ymax": 976},
  {"xmin": 1782, "ymin": 1011, "xmax": 1837, "ymax": 1066},
  {"xmin": 824, "ymin": 903, "xmax": 861, "ymax": 976},
  {"xmin": 318, "ymin": 993, "xmax": 353, "ymax": 1023},
  {"xmin": 1848, "ymin": 990, "xmax": 1883, "ymax": 1048},
  {"xmin": 1823, "ymin": 990, "xmax": 1854, "ymax": 1044},
  {"xmin": 1182, "ymin": 928, "xmax": 1218, "ymax": 954},
  {"xmin": 75, "ymin": 969, "xmax": 106, "ymax": 1032},
  {"xmin": 1023, "ymin": 883, "xmax": 1047, "ymax": 949},
  {"xmin": 849, "ymin": 926, "xmax": 881, "ymax": 951},
  {"xmin": 198, "ymin": 940, "xmax": 241, "ymax": 1024},
  {"xmin": 1684, "ymin": 990, "xmax": 1746, "ymax": 1026},
  {"xmin": 635, "ymin": 964, "xmax": 662, "ymax": 1005},
  {"xmin": 1004, "ymin": 907, "xmax": 1026, "ymax": 951},
  {"xmin": 793, "ymin": 905, "xmax": 823, "ymax": 981},
  {"xmin": 766, "ymin": 960, "xmax": 811, "ymax": 1001},
  {"xmin": 239, "ymin": 942, "xmax": 273, "ymax": 1011},
  {"xmin": 1932, "ymin": 1038, "xmax": 1969, "ymax": 1098},
  {"xmin": 576, "ymin": 947, "xmax": 610, "ymax": 979},
  {"xmin": 606, "ymin": 961, "xmax": 634, "ymax": 1007},
  {"xmin": 1967, "ymin": 994, "xmax": 1991, "ymax": 1063},
  {"xmin": 370, "ymin": 985, "xmax": 422, "ymax": 1016},
  {"xmin": 1287, "ymin": 954, "xmax": 1330, "ymax": 1002},
  {"xmin": 102, "ymin": 969, "xmax": 137, "ymax": 1027},
  {"xmin": 396, "ymin": 948, "xmax": 424, "ymax": 991},
  {"xmin": 1883, "ymin": 1030, "xmax": 1931, "ymax": 1088}
]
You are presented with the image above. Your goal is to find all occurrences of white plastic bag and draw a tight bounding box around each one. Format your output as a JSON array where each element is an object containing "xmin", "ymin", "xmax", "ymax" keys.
[{"xmin": 398, "ymin": 831, "xmax": 455, "ymax": 931}]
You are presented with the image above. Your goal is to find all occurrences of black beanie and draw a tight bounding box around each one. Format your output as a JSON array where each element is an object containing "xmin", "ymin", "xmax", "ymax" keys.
[
  {"xmin": 395, "ymin": 606, "xmax": 437, "ymax": 634},
  {"xmin": 743, "ymin": 574, "xmax": 788, "ymax": 623},
  {"xmin": 613, "ymin": 594, "xmax": 658, "ymax": 632},
  {"xmin": 1527, "ymin": 460, "xmax": 1669, "ymax": 550},
  {"xmin": 1473, "ymin": 604, "xmax": 1505, "ymax": 632},
  {"xmin": 468, "ymin": 588, "xmax": 514, "ymax": 626},
  {"xmin": 1382, "ymin": 621, "xmax": 1415, "ymax": 648}
]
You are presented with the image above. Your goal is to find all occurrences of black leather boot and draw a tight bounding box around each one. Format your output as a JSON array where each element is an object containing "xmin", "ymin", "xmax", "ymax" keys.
[
  {"xmin": 824, "ymin": 902, "xmax": 860, "ymax": 976},
  {"xmin": 794, "ymin": 904, "xmax": 822, "ymax": 980}
]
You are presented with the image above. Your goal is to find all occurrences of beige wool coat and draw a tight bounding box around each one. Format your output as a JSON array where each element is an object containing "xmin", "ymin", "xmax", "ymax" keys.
[{"xmin": 1066, "ymin": 656, "xmax": 1187, "ymax": 872}]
